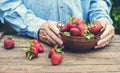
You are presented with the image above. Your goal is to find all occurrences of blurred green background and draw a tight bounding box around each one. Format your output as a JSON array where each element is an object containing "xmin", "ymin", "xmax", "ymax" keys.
[
  {"xmin": 0, "ymin": 0, "xmax": 120, "ymax": 34},
  {"xmin": 110, "ymin": 0, "xmax": 120, "ymax": 34}
]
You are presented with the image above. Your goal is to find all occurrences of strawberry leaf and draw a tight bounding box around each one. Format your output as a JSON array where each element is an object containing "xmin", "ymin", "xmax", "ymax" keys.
[
  {"xmin": 63, "ymin": 32, "xmax": 70, "ymax": 36},
  {"xmin": 29, "ymin": 54, "xmax": 33, "ymax": 60},
  {"xmin": 7, "ymin": 36, "xmax": 13, "ymax": 40},
  {"xmin": 84, "ymin": 30, "xmax": 94, "ymax": 39},
  {"xmin": 68, "ymin": 16, "xmax": 74, "ymax": 23},
  {"xmin": 23, "ymin": 48, "xmax": 31, "ymax": 52},
  {"xmin": 55, "ymin": 46, "xmax": 64, "ymax": 54},
  {"xmin": 29, "ymin": 40, "xmax": 34, "ymax": 46},
  {"xmin": 27, "ymin": 52, "xmax": 33, "ymax": 60}
]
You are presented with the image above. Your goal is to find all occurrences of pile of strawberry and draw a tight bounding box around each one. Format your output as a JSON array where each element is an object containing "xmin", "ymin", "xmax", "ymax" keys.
[
  {"xmin": 23, "ymin": 39, "xmax": 44, "ymax": 60},
  {"xmin": 61, "ymin": 17, "xmax": 103, "ymax": 39},
  {"xmin": 48, "ymin": 46, "xmax": 64, "ymax": 65},
  {"xmin": 23, "ymin": 40, "xmax": 64, "ymax": 65},
  {"xmin": 3, "ymin": 37, "xmax": 63, "ymax": 66}
]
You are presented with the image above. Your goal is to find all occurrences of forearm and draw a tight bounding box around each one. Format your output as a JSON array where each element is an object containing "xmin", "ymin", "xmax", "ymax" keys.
[
  {"xmin": 88, "ymin": 0, "xmax": 113, "ymax": 24},
  {"xmin": 0, "ymin": 0, "xmax": 46, "ymax": 39}
]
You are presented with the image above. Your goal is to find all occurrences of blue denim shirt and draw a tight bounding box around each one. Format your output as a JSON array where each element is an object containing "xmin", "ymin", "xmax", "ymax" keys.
[{"xmin": 0, "ymin": 0, "xmax": 113, "ymax": 39}]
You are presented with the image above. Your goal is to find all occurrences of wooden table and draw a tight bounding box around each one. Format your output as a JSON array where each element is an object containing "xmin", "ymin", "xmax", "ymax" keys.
[{"xmin": 0, "ymin": 32, "xmax": 120, "ymax": 73}]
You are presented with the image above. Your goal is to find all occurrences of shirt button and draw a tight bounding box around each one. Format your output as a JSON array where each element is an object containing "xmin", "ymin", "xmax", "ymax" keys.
[{"xmin": 59, "ymin": 4, "xmax": 63, "ymax": 8}]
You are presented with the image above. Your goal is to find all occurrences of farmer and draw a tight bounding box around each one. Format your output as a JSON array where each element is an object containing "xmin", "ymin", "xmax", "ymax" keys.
[{"xmin": 0, "ymin": 0, "xmax": 114, "ymax": 48}]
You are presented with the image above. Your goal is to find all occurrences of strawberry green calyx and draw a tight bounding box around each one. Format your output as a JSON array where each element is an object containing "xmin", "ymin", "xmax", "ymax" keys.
[
  {"xmin": 87, "ymin": 23, "xmax": 95, "ymax": 28},
  {"xmin": 55, "ymin": 46, "xmax": 64, "ymax": 54},
  {"xmin": 84, "ymin": 30, "xmax": 94, "ymax": 39},
  {"xmin": 28, "ymin": 40, "xmax": 34, "ymax": 46},
  {"xmin": 23, "ymin": 48, "xmax": 31, "ymax": 53},
  {"xmin": 23, "ymin": 48, "xmax": 34, "ymax": 60},
  {"xmin": 68, "ymin": 16, "xmax": 74, "ymax": 23},
  {"xmin": 7, "ymin": 36, "xmax": 13, "ymax": 40},
  {"xmin": 63, "ymin": 32, "xmax": 70, "ymax": 36},
  {"xmin": 27, "ymin": 52, "xmax": 34, "ymax": 60}
]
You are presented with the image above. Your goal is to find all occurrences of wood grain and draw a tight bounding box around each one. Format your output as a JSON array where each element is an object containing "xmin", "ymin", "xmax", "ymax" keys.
[
  {"xmin": 0, "ymin": 35, "xmax": 120, "ymax": 73},
  {"xmin": 0, "ymin": 32, "xmax": 4, "ymax": 40}
]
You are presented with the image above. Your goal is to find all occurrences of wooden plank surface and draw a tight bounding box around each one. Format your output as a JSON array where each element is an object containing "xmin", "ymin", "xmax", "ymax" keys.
[
  {"xmin": 0, "ymin": 35, "xmax": 120, "ymax": 73},
  {"xmin": 0, "ymin": 32, "xmax": 4, "ymax": 40}
]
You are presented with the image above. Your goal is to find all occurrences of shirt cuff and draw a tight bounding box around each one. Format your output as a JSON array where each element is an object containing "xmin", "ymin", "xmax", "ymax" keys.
[
  {"xmin": 91, "ymin": 16, "xmax": 113, "ymax": 25},
  {"xmin": 26, "ymin": 18, "xmax": 46, "ymax": 39}
]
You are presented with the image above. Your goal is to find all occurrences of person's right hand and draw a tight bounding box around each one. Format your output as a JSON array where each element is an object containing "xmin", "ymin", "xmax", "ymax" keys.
[{"xmin": 38, "ymin": 20, "xmax": 63, "ymax": 46}]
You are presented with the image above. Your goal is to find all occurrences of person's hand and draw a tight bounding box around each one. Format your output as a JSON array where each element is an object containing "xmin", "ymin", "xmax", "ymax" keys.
[
  {"xmin": 95, "ymin": 18, "xmax": 115, "ymax": 49},
  {"xmin": 38, "ymin": 20, "xmax": 63, "ymax": 46}
]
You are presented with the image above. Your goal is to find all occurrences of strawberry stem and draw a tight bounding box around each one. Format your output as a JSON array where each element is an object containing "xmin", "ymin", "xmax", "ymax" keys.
[
  {"xmin": 55, "ymin": 46, "xmax": 64, "ymax": 54},
  {"xmin": 7, "ymin": 36, "xmax": 12, "ymax": 40},
  {"xmin": 68, "ymin": 16, "xmax": 74, "ymax": 23},
  {"xmin": 29, "ymin": 40, "xmax": 34, "ymax": 47}
]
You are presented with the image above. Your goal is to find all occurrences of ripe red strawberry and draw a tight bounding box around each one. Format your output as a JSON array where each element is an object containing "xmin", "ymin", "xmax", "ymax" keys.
[
  {"xmin": 70, "ymin": 28, "xmax": 80, "ymax": 36},
  {"xmin": 23, "ymin": 47, "xmax": 33, "ymax": 60},
  {"xmin": 23, "ymin": 46, "xmax": 38, "ymax": 60},
  {"xmin": 77, "ymin": 24, "xmax": 85, "ymax": 37},
  {"xmin": 49, "ymin": 46, "xmax": 64, "ymax": 66},
  {"xmin": 34, "ymin": 43, "xmax": 44, "ymax": 53},
  {"xmin": 33, "ymin": 39, "xmax": 39, "ymax": 44},
  {"xmin": 31, "ymin": 46, "xmax": 39, "ymax": 57},
  {"xmin": 4, "ymin": 36, "xmax": 15, "ymax": 49},
  {"xmin": 88, "ymin": 21, "xmax": 103, "ymax": 35},
  {"xmin": 51, "ymin": 53, "xmax": 63, "ymax": 66},
  {"xmin": 93, "ymin": 21, "xmax": 103, "ymax": 31},
  {"xmin": 33, "ymin": 39, "xmax": 44, "ymax": 53},
  {"xmin": 48, "ymin": 48, "xmax": 56, "ymax": 58},
  {"xmin": 73, "ymin": 17, "xmax": 84, "ymax": 25},
  {"xmin": 61, "ymin": 25, "xmax": 68, "ymax": 32},
  {"xmin": 67, "ymin": 22, "xmax": 77, "ymax": 30}
]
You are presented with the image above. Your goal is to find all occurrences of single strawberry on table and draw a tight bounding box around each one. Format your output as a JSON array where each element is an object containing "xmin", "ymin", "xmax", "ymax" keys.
[
  {"xmin": 23, "ymin": 45, "xmax": 39, "ymax": 60},
  {"xmin": 4, "ymin": 36, "xmax": 15, "ymax": 50},
  {"xmin": 51, "ymin": 52, "xmax": 63, "ymax": 66},
  {"xmin": 23, "ymin": 39, "xmax": 41, "ymax": 60},
  {"xmin": 49, "ymin": 46, "xmax": 64, "ymax": 66},
  {"xmin": 31, "ymin": 45, "xmax": 39, "ymax": 57},
  {"xmin": 48, "ymin": 48, "xmax": 56, "ymax": 58}
]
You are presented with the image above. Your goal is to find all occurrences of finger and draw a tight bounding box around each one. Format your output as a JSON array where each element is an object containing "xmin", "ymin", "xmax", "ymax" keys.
[
  {"xmin": 40, "ymin": 34, "xmax": 57, "ymax": 46},
  {"xmin": 46, "ymin": 29, "xmax": 63, "ymax": 46},
  {"xmin": 94, "ymin": 32, "xmax": 114, "ymax": 49},
  {"xmin": 100, "ymin": 24, "xmax": 111, "ymax": 39},
  {"xmin": 45, "ymin": 35, "xmax": 57, "ymax": 45},
  {"xmin": 95, "ymin": 41, "xmax": 109, "ymax": 49},
  {"xmin": 57, "ymin": 22, "xmax": 64, "ymax": 29},
  {"xmin": 49, "ymin": 23, "xmax": 60, "ymax": 35},
  {"xmin": 101, "ymin": 24, "xmax": 114, "ymax": 39},
  {"xmin": 39, "ymin": 32, "xmax": 51, "ymax": 44},
  {"xmin": 97, "ymin": 33, "xmax": 113, "ymax": 46},
  {"xmin": 39, "ymin": 29, "xmax": 58, "ymax": 45}
]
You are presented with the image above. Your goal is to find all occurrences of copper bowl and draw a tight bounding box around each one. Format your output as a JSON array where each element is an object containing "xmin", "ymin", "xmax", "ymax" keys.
[{"xmin": 60, "ymin": 33, "xmax": 101, "ymax": 52}]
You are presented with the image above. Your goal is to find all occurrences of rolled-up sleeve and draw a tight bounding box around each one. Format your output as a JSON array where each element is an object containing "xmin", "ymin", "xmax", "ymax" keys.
[
  {"xmin": 88, "ymin": 0, "xmax": 113, "ymax": 24},
  {"xmin": 0, "ymin": 0, "xmax": 46, "ymax": 39}
]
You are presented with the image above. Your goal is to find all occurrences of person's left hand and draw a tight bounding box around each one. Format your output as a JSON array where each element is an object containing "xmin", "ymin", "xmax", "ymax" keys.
[{"xmin": 95, "ymin": 18, "xmax": 115, "ymax": 49}]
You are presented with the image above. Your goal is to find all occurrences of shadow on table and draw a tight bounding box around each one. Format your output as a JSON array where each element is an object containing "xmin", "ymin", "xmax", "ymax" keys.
[
  {"xmin": 0, "ymin": 22, "xmax": 17, "ymax": 35},
  {"xmin": 63, "ymin": 46, "xmax": 106, "ymax": 54}
]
